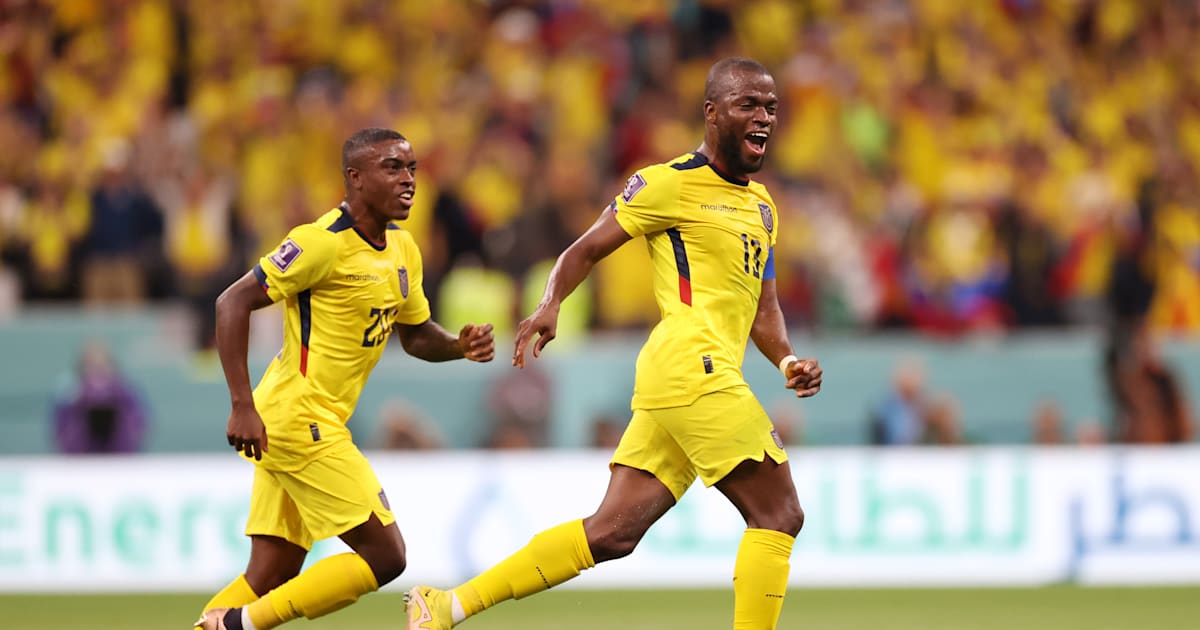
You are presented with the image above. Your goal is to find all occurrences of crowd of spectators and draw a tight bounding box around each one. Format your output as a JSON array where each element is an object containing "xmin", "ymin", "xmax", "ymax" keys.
[{"xmin": 2, "ymin": 0, "xmax": 1199, "ymax": 348}]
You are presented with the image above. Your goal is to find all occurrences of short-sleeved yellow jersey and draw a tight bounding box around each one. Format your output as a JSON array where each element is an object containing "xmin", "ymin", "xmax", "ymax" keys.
[
  {"xmin": 611, "ymin": 153, "xmax": 779, "ymax": 410},
  {"xmin": 251, "ymin": 205, "xmax": 430, "ymax": 469}
]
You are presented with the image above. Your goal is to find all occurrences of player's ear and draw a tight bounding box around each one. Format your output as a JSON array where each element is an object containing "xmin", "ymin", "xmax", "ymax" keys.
[
  {"xmin": 703, "ymin": 100, "xmax": 717, "ymax": 125},
  {"xmin": 346, "ymin": 167, "xmax": 361, "ymax": 190}
]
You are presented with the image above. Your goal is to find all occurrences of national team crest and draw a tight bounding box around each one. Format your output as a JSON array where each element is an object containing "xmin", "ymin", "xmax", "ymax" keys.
[
  {"xmin": 621, "ymin": 173, "xmax": 647, "ymax": 203},
  {"xmin": 758, "ymin": 203, "xmax": 774, "ymax": 234},
  {"xmin": 398, "ymin": 267, "xmax": 409, "ymax": 298},
  {"xmin": 268, "ymin": 238, "xmax": 303, "ymax": 271}
]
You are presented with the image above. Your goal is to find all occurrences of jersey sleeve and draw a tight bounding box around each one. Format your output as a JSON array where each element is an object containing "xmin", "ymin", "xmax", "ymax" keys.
[
  {"xmin": 610, "ymin": 165, "xmax": 681, "ymax": 238},
  {"xmin": 253, "ymin": 224, "xmax": 338, "ymax": 302},
  {"xmin": 395, "ymin": 235, "xmax": 432, "ymax": 325}
]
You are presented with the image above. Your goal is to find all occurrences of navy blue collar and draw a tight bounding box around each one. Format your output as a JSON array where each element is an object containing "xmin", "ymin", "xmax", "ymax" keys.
[
  {"xmin": 704, "ymin": 155, "xmax": 750, "ymax": 187},
  {"xmin": 335, "ymin": 202, "xmax": 386, "ymax": 251}
]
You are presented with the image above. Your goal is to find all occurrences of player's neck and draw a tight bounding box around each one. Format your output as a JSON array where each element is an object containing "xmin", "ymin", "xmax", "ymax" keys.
[
  {"xmin": 340, "ymin": 200, "xmax": 388, "ymax": 245},
  {"xmin": 695, "ymin": 142, "xmax": 750, "ymax": 183}
]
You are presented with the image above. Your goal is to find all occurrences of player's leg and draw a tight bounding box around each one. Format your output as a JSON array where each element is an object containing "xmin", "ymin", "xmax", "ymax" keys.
[
  {"xmin": 339, "ymin": 511, "xmax": 407, "ymax": 583},
  {"xmin": 243, "ymin": 535, "xmax": 309, "ymax": 594},
  {"xmin": 690, "ymin": 388, "xmax": 801, "ymax": 630},
  {"xmin": 208, "ymin": 445, "xmax": 397, "ymax": 630},
  {"xmin": 407, "ymin": 410, "xmax": 692, "ymax": 629},
  {"xmin": 194, "ymin": 468, "xmax": 310, "ymax": 629},
  {"xmin": 454, "ymin": 464, "xmax": 675, "ymax": 607},
  {"xmin": 716, "ymin": 457, "xmax": 803, "ymax": 630},
  {"xmin": 409, "ymin": 465, "xmax": 676, "ymax": 629}
]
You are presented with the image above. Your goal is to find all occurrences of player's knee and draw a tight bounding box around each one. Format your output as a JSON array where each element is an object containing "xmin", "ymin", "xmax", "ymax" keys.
[
  {"xmin": 751, "ymin": 501, "xmax": 805, "ymax": 538},
  {"xmin": 363, "ymin": 545, "xmax": 407, "ymax": 586},
  {"xmin": 775, "ymin": 503, "xmax": 804, "ymax": 537},
  {"xmin": 590, "ymin": 530, "xmax": 641, "ymax": 561},
  {"xmin": 246, "ymin": 565, "xmax": 301, "ymax": 594},
  {"xmin": 787, "ymin": 503, "xmax": 805, "ymax": 536},
  {"xmin": 585, "ymin": 520, "xmax": 646, "ymax": 562},
  {"xmin": 376, "ymin": 551, "xmax": 407, "ymax": 586}
]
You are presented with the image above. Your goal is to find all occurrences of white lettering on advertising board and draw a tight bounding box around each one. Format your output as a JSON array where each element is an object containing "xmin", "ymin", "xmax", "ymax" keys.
[{"xmin": 0, "ymin": 448, "xmax": 1197, "ymax": 591}]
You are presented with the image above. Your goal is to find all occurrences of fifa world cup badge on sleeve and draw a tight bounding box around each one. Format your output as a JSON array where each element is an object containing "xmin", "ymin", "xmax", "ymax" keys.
[
  {"xmin": 758, "ymin": 203, "xmax": 773, "ymax": 234},
  {"xmin": 269, "ymin": 238, "xmax": 303, "ymax": 271},
  {"xmin": 622, "ymin": 173, "xmax": 647, "ymax": 203},
  {"xmin": 398, "ymin": 267, "xmax": 409, "ymax": 298}
]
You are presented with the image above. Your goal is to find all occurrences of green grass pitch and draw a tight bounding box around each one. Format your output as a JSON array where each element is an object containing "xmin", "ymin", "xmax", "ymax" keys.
[{"xmin": 0, "ymin": 588, "xmax": 1196, "ymax": 629}]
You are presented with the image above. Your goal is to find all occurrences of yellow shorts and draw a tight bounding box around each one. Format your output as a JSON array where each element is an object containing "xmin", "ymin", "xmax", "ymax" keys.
[
  {"xmin": 245, "ymin": 440, "xmax": 395, "ymax": 550},
  {"xmin": 611, "ymin": 385, "xmax": 788, "ymax": 501}
]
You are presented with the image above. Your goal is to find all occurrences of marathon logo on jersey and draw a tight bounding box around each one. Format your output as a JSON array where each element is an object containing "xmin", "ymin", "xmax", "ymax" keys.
[
  {"xmin": 268, "ymin": 238, "xmax": 303, "ymax": 272},
  {"xmin": 309, "ymin": 422, "xmax": 321, "ymax": 442},
  {"xmin": 398, "ymin": 267, "xmax": 409, "ymax": 298},
  {"xmin": 621, "ymin": 173, "xmax": 647, "ymax": 203},
  {"xmin": 770, "ymin": 428, "xmax": 784, "ymax": 449},
  {"xmin": 758, "ymin": 203, "xmax": 774, "ymax": 234},
  {"xmin": 702, "ymin": 354, "xmax": 714, "ymax": 374}
]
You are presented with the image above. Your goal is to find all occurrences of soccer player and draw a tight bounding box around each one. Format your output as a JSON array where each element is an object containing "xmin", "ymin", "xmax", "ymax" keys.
[
  {"xmin": 406, "ymin": 57, "xmax": 821, "ymax": 630},
  {"xmin": 195, "ymin": 128, "xmax": 495, "ymax": 630}
]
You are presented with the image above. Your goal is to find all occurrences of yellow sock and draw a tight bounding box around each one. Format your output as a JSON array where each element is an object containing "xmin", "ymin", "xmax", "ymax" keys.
[
  {"xmin": 194, "ymin": 575, "xmax": 258, "ymax": 628},
  {"xmin": 732, "ymin": 528, "xmax": 794, "ymax": 630},
  {"xmin": 245, "ymin": 553, "xmax": 379, "ymax": 629},
  {"xmin": 453, "ymin": 519, "xmax": 595, "ymax": 618}
]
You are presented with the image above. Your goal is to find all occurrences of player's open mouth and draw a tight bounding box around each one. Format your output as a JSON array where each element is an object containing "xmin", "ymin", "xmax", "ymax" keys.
[
  {"xmin": 745, "ymin": 131, "xmax": 768, "ymax": 157},
  {"xmin": 398, "ymin": 191, "xmax": 414, "ymax": 207}
]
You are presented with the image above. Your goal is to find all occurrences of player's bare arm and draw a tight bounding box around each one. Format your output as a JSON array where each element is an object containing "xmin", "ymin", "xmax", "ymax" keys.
[
  {"xmin": 750, "ymin": 278, "xmax": 822, "ymax": 398},
  {"xmin": 393, "ymin": 320, "xmax": 495, "ymax": 363},
  {"xmin": 513, "ymin": 208, "xmax": 632, "ymax": 368},
  {"xmin": 215, "ymin": 270, "xmax": 276, "ymax": 460}
]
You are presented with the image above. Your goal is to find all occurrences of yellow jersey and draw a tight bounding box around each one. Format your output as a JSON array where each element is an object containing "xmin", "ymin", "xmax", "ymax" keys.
[
  {"xmin": 611, "ymin": 153, "xmax": 779, "ymax": 410},
  {"xmin": 251, "ymin": 205, "xmax": 431, "ymax": 469}
]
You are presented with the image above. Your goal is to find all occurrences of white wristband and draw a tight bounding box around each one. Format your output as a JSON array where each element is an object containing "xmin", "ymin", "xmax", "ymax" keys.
[{"xmin": 778, "ymin": 354, "xmax": 798, "ymax": 377}]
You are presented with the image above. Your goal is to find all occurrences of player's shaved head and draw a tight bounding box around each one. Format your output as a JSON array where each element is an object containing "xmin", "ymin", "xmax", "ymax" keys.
[
  {"xmin": 342, "ymin": 127, "xmax": 407, "ymax": 179},
  {"xmin": 704, "ymin": 57, "xmax": 772, "ymax": 104}
]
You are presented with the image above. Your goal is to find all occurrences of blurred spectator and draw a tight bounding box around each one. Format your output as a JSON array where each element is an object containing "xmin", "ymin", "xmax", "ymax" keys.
[
  {"xmin": 996, "ymin": 195, "xmax": 1065, "ymax": 327},
  {"xmin": 589, "ymin": 414, "xmax": 626, "ymax": 450},
  {"xmin": 923, "ymin": 393, "xmax": 965, "ymax": 445},
  {"xmin": 487, "ymin": 423, "xmax": 540, "ymax": 450},
  {"xmin": 1074, "ymin": 420, "xmax": 1107, "ymax": 447},
  {"xmin": 0, "ymin": 263, "xmax": 17, "ymax": 318},
  {"xmin": 868, "ymin": 357, "xmax": 926, "ymax": 445},
  {"xmin": 1108, "ymin": 327, "xmax": 1194, "ymax": 444},
  {"xmin": 82, "ymin": 139, "xmax": 162, "ymax": 305},
  {"xmin": 521, "ymin": 258, "xmax": 592, "ymax": 350},
  {"xmin": 375, "ymin": 399, "xmax": 444, "ymax": 450},
  {"xmin": 484, "ymin": 362, "xmax": 552, "ymax": 449},
  {"xmin": 1102, "ymin": 179, "xmax": 1195, "ymax": 444},
  {"xmin": 1031, "ymin": 399, "xmax": 1066, "ymax": 445},
  {"xmin": 768, "ymin": 400, "xmax": 804, "ymax": 446},
  {"xmin": 52, "ymin": 341, "xmax": 147, "ymax": 454},
  {"xmin": 16, "ymin": 179, "xmax": 88, "ymax": 299},
  {"xmin": 436, "ymin": 254, "xmax": 516, "ymax": 340}
]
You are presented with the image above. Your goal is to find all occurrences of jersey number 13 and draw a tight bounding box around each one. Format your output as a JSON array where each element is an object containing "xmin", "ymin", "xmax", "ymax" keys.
[{"xmin": 741, "ymin": 233, "xmax": 764, "ymax": 279}]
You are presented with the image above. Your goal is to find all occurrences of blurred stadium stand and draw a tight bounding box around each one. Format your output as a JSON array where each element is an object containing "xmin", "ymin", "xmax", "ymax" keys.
[
  {"xmin": 3, "ymin": 0, "xmax": 1200, "ymax": 330},
  {"xmin": 1, "ymin": 1, "xmax": 1199, "ymax": 451}
]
